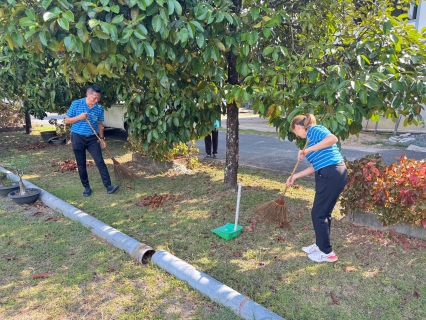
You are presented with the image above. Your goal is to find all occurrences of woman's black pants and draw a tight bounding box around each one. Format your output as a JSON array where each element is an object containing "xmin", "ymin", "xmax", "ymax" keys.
[{"xmin": 312, "ymin": 162, "xmax": 347, "ymax": 254}]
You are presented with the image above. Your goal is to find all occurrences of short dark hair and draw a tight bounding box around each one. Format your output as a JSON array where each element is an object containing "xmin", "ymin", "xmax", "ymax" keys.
[{"xmin": 87, "ymin": 85, "xmax": 102, "ymax": 94}]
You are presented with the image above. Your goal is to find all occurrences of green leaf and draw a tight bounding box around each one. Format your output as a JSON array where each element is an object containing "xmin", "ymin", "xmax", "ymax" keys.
[
  {"xmin": 57, "ymin": 0, "xmax": 70, "ymax": 9},
  {"xmin": 178, "ymin": 28, "xmax": 189, "ymax": 43},
  {"xmin": 330, "ymin": 118, "xmax": 338, "ymax": 132},
  {"xmin": 24, "ymin": 28, "xmax": 37, "ymax": 40},
  {"xmin": 337, "ymin": 80, "xmax": 350, "ymax": 90},
  {"xmin": 110, "ymin": 5, "xmax": 120, "ymax": 13},
  {"xmin": 392, "ymin": 97, "xmax": 402, "ymax": 108},
  {"xmin": 173, "ymin": 117, "xmax": 179, "ymax": 127},
  {"xmin": 370, "ymin": 72, "xmax": 387, "ymax": 80},
  {"xmin": 19, "ymin": 17, "xmax": 36, "ymax": 27},
  {"xmin": 58, "ymin": 18, "xmax": 70, "ymax": 30},
  {"xmin": 144, "ymin": 43, "xmax": 154, "ymax": 57},
  {"xmin": 167, "ymin": 0, "xmax": 174, "ymax": 15},
  {"xmin": 43, "ymin": 11, "xmax": 58, "ymax": 22},
  {"xmin": 88, "ymin": 19, "xmax": 100, "ymax": 28},
  {"xmin": 215, "ymin": 40, "xmax": 225, "ymax": 52},
  {"xmin": 189, "ymin": 21, "xmax": 204, "ymax": 32},
  {"xmin": 336, "ymin": 113, "xmax": 346, "ymax": 126},
  {"xmin": 109, "ymin": 25, "xmax": 118, "ymax": 41},
  {"xmin": 251, "ymin": 7, "xmax": 260, "ymax": 21},
  {"xmin": 64, "ymin": 35, "xmax": 74, "ymax": 50},
  {"xmin": 122, "ymin": 27, "xmax": 133, "ymax": 39},
  {"xmin": 383, "ymin": 20, "xmax": 392, "ymax": 34},
  {"xmin": 39, "ymin": 32, "xmax": 48, "ymax": 46},
  {"xmin": 173, "ymin": 0, "xmax": 182, "ymax": 15},
  {"xmin": 196, "ymin": 34, "xmax": 205, "ymax": 48},
  {"xmin": 111, "ymin": 14, "xmax": 124, "ymax": 24},
  {"xmin": 363, "ymin": 80, "xmax": 379, "ymax": 92},
  {"xmin": 77, "ymin": 25, "xmax": 89, "ymax": 42},
  {"xmin": 41, "ymin": 0, "xmax": 52, "ymax": 9},
  {"xmin": 263, "ymin": 46, "xmax": 274, "ymax": 56},
  {"xmin": 314, "ymin": 85, "xmax": 326, "ymax": 97},
  {"xmin": 91, "ymin": 38, "xmax": 102, "ymax": 53},
  {"xmin": 359, "ymin": 89, "xmax": 368, "ymax": 104},
  {"xmin": 152, "ymin": 15, "xmax": 163, "ymax": 32},
  {"xmin": 62, "ymin": 10, "xmax": 74, "ymax": 22}
]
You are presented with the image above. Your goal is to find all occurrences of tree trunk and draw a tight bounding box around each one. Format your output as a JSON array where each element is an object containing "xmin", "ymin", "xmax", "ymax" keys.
[
  {"xmin": 224, "ymin": 100, "xmax": 239, "ymax": 189},
  {"xmin": 24, "ymin": 111, "xmax": 31, "ymax": 134},
  {"xmin": 223, "ymin": 0, "xmax": 242, "ymax": 189}
]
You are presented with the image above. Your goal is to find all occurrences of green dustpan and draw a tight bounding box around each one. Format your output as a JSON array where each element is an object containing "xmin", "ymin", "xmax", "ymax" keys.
[{"xmin": 212, "ymin": 183, "xmax": 243, "ymax": 240}]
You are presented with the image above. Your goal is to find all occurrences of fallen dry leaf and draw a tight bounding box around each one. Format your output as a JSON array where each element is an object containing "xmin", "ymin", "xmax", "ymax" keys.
[
  {"xmin": 33, "ymin": 212, "xmax": 43, "ymax": 216},
  {"xmin": 33, "ymin": 272, "xmax": 50, "ymax": 279},
  {"xmin": 278, "ymin": 277, "xmax": 285, "ymax": 282},
  {"xmin": 303, "ymin": 226, "xmax": 309, "ymax": 230},
  {"xmin": 233, "ymin": 252, "xmax": 242, "ymax": 257},
  {"xmin": 331, "ymin": 293, "xmax": 339, "ymax": 305},
  {"xmin": 343, "ymin": 266, "xmax": 356, "ymax": 272}
]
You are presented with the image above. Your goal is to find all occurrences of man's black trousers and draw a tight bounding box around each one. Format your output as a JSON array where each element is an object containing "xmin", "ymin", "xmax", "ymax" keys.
[{"xmin": 71, "ymin": 133, "xmax": 111, "ymax": 188}]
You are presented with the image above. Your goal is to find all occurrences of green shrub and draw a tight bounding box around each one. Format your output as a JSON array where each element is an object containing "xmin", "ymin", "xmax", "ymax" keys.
[{"xmin": 341, "ymin": 154, "xmax": 426, "ymax": 228}]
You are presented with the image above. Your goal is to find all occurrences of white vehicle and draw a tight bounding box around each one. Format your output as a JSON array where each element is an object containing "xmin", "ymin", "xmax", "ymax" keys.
[{"xmin": 103, "ymin": 104, "xmax": 129, "ymax": 134}]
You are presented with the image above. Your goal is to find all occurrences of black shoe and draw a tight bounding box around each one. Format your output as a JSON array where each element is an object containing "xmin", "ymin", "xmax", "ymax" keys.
[
  {"xmin": 107, "ymin": 185, "xmax": 119, "ymax": 194},
  {"xmin": 205, "ymin": 154, "xmax": 211, "ymax": 158},
  {"xmin": 213, "ymin": 154, "xmax": 218, "ymax": 158},
  {"xmin": 83, "ymin": 187, "xmax": 92, "ymax": 197}
]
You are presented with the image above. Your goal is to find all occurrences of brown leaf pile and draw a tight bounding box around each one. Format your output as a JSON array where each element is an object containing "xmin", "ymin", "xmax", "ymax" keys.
[
  {"xmin": 20, "ymin": 143, "xmax": 53, "ymax": 151},
  {"xmin": 52, "ymin": 160, "xmax": 95, "ymax": 172},
  {"xmin": 135, "ymin": 193, "xmax": 176, "ymax": 210}
]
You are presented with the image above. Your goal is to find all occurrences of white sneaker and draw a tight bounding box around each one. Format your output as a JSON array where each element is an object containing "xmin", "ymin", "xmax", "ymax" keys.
[
  {"xmin": 302, "ymin": 244, "xmax": 319, "ymax": 254},
  {"xmin": 308, "ymin": 250, "xmax": 338, "ymax": 263}
]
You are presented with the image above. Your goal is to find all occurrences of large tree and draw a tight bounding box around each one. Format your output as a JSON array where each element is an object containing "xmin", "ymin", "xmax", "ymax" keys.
[{"xmin": 0, "ymin": 0, "xmax": 425, "ymax": 189}]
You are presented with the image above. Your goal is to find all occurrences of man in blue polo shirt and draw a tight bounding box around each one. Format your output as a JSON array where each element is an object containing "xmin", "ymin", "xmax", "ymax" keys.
[{"xmin": 65, "ymin": 85, "xmax": 119, "ymax": 197}]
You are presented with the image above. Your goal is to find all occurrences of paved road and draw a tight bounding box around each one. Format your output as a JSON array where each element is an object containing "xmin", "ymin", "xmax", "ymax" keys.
[{"xmin": 195, "ymin": 131, "xmax": 425, "ymax": 174}]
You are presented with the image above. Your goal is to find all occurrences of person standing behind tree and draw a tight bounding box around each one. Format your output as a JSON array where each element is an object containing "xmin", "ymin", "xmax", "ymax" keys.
[
  {"xmin": 65, "ymin": 85, "xmax": 119, "ymax": 197},
  {"xmin": 204, "ymin": 119, "xmax": 220, "ymax": 158},
  {"xmin": 286, "ymin": 113, "xmax": 347, "ymax": 263}
]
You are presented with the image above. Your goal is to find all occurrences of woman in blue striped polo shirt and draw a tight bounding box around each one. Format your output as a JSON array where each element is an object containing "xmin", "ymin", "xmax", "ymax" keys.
[{"xmin": 286, "ymin": 113, "xmax": 347, "ymax": 263}]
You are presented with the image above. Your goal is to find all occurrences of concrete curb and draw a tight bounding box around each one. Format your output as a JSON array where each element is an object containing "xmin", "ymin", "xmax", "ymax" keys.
[
  {"xmin": 350, "ymin": 211, "xmax": 426, "ymax": 240},
  {"xmin": 0, "ymin": 167, "xmax": 285, "ymax": 320}
]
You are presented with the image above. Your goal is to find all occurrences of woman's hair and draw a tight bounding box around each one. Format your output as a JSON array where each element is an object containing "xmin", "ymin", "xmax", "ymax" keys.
[{"xmin": 290, "ymin": 113, "xmax": 316, "ymax": 130}]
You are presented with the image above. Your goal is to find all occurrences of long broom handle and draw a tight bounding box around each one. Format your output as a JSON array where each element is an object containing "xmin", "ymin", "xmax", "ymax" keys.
[
  {"xmin": 85, "ymin": 118, "xmax": 115, "ymax": 159},
  {"xmin": 234, "ymin": 183, "xmax": 242, "ymax": 231},
  {"xmin": 282, "ymin": 138, "xmax": 310, "ymax": 196}
]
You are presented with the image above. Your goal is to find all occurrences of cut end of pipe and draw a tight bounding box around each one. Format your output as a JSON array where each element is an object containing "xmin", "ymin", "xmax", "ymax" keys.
[{"xmin": 132, "ymin": 243, "xmax": 156, "ymax": 264}]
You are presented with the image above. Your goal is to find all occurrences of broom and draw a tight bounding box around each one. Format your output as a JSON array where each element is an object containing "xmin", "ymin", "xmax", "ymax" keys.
[
  {"xmin": 255, "ymin": 139, "xmax": 309, "ymax": 227},
  {"xmin": 85, "ymin": 119, "xmax": 139, "ymax": 181}
]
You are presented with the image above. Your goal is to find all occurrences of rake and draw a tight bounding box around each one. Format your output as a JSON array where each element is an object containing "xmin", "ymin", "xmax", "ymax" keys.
[
  {"xmin": 86, "ymin": 119, "xmax": 139, "ymax": 181},
  {"xmin": 255, "ymin": 139, "xmax": 309, "ymax": 227}
]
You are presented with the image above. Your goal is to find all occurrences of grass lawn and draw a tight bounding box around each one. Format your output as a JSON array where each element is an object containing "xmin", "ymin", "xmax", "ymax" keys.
[{"xmin": 0, "ymin": 127, "xmax": 425, "ymax": 319}]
